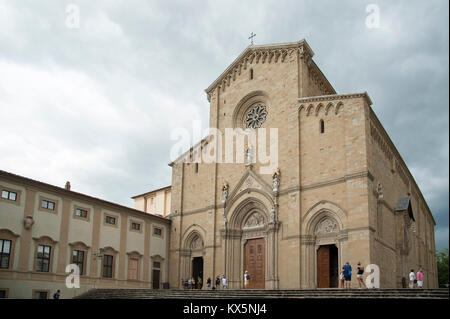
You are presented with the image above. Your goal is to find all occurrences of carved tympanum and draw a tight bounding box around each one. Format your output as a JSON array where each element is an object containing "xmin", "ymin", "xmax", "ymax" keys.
[
  {"xmin": 243, "ymin": 212, "xmax": 265, "ymax": 229},
  {"xmin": 191, "ymin": 236, "xmax": 203, "ymax": 250},
  {"xmin": 315, "ymin": 218, "xmax": 338, "ymax": 235}
]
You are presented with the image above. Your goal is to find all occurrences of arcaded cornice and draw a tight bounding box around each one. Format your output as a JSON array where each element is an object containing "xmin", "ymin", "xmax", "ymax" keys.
[
  {"xmin": 298, "ymin": 92, "xmax": 373, "ymax": 106},
  {"xmin": 204, "ymin": 39, "xmax": 315, "ymax": 98}
]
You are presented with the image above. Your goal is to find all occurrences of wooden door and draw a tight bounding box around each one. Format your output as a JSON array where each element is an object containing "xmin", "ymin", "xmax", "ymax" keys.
[
  {"xmin": 128, "ymin": 259, "xmax": 138, "ymax": 280},
  {"xmin": 152, "ymin": 269, "xmax": 160, "ymax": 289},
  {"xmin": 244, "ymin": 238, "xmax": 265, "ymax": 289},
  {"xmin": 317, "ymin": 245, "xmax": 330, "ymax": 288}
]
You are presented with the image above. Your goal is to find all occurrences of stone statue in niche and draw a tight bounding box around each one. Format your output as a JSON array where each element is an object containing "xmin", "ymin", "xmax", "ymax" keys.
[
  {"xmin": 376, "ymin": 181, "xmax": 383, "ymax": 199},
  {"xmin": 270, "ymin": 206, "xmax": 276, "ymax": 222},
  {"xmin": 272, "ymin": 168, "xmax": 280, "ymax": 192},
  {"xmin": 245, "ymin": 146, "xmax": 253, "ymax": 166},
  {"xmin": 23, "ymin": 215, "xmax": 34, "ymax": 230},
  {"xmin": 244, "ymin": 212, "xmax": 265, "ymax": 229},
  {"xmin": 315, "ymin": 218, "xmax": 338, "ymax": 235},
  {"xmin": 222, "ymin": 215, "xmax": 227, "ymax": 229},
  {"xmin": 221, "ymin": 182, "xmax": 229, "ymax": 204}
]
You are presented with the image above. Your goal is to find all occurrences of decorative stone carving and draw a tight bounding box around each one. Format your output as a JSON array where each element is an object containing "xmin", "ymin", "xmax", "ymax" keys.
[
  {"xmin": 23, "ymin": 215, "xmax": 34, "ymax": 230},
  {"xmin": 191, "ymin": 236, "xmax": 203, "ymax": 250},
  {"xmin": 243, "ymin": 212, "xmax": 265, "ymax": 229},
  {"xmin": 245, "ymin": 104, "xmax": 267, "ymax": 128},
  {"xmin": 221, "ymin": 182, "xmax": 229, "ymax": 203},
  {"xmin": 244, "ymin": 177, "xmax": 254, "ymax": 187},
  {"xmin": 315, "ymin": 218, "xmax": 338, "ymax": 235},
  {"xmin": 272, "ymin": 168, "xmax": 280, "ymax": 192}
]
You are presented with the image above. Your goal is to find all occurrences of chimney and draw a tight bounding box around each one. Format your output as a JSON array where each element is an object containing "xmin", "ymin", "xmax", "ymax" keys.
[{"xmin": 65, "ymin": 181, "xmax": 71, "ymax": 190}]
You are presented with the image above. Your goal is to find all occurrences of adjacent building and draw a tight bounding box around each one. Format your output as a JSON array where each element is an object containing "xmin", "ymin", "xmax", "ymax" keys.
[
  {"xmin": 132, "ymin": 186, "xmax": 171, "ymax": 218},
  {"xmin": 0, "ymin": 170, "xmax": 170, "ymax": 299}
]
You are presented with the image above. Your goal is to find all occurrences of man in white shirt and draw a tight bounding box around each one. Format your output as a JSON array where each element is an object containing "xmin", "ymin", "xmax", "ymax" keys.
[{"xmin": 409, "ymin": 269, "xmax": 416, "ymax": 288}]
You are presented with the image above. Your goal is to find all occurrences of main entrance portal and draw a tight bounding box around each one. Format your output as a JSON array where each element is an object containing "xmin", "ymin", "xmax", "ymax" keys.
[
  {"xmin": 244, "ymin": 238, "xmax": 265, "ymax": 289},
  {"xmin": 317, "ymin": 244, "xmax": 338, "ymax": 288}
]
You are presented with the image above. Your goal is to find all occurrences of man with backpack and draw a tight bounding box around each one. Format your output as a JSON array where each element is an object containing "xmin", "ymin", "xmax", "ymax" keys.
[
  {"xmin": 342, "ymin": 262, "xmax": 352, "ymax": 289},
  {"xmin": 53, "ymin": 289, "xmax": 61, "ymax": 299}
]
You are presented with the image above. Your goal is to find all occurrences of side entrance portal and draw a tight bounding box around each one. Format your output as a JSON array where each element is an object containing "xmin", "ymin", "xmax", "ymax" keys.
[
  {"xmin": 192, "ymin": 257, "xmax": 203, "ymax": 288},
  {"xmin": 244, "ymin": 238, "xmax": 265, "ymax": 289},
  {"xmin": 317, "ymin": 245, "xmax": 339, "ymax": 288}
]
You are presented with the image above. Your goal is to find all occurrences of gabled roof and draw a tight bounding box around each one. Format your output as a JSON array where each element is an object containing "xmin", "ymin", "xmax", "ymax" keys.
[
  {"xmin": 204, "ymin": 39, "xmax": 320, "ymax": 97},
  {"xmin": 131, "ymin": 185, "xmax": 171, "ymax": 199}
]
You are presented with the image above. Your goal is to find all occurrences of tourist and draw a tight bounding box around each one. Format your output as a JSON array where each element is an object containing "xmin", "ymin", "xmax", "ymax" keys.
[
  {"xmin": 244, "ymin": 270, "xmax": 250, "ymax": 289},
  {"xmin": 339, "ymin": 270, "xmax": 345, "ymax": 288},
  {"xmin": 215, "ymin": 276, "xmax": 221, "ymax": 289},
  {"xmin": 356, "ymin": 262, "xmax": 366, "ymax": 288},
  {"xmin": 409, "ymin": 269, "xmax": 416, "ymax": 288},
  {"xmin": 198, "ymin": 276, "xmax": 203, "ymax": 289},
  {"xmin": 417, "ymin": 268, "xmax": 424, "ymax": 289},
  {"xmin": 222, "ymin": 275, "xmax": 227, "ymax": 289},
  {"xmin": 206, "ymin": 277, "xmax": 211, "ymax": 289},
  {"xmin": 53, "ymin": 289, "xmax": 61, "ymax": 299},
  {"xmin": 184, "ymin": 279, "xmax": 189, "ymax": 290},
  {"xmin": 342, "ymin": 262, "xmax": 352, "ymax": 289},
  {"xmin": 191, "ymin": 277, "xmax": 196, "ymax": 289},
  {"xmin": 181, "ymin": 278, "xmax": 184, "ymax": 289}
]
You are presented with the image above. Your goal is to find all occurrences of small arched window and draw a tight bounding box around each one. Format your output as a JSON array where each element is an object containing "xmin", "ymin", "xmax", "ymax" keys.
[
  {"xmin": 320, "ymin": 119, "xmax": 325, "ymax": 134},
  {"xmin": 250, "ymin": 68, "xmax": 254, "ymax": 80}
]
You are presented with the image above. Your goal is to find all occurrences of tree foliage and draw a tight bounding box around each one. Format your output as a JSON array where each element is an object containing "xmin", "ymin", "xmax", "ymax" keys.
[{"xmin": 436, "ymin": 248, "xmax": 449, "ymax": 288}]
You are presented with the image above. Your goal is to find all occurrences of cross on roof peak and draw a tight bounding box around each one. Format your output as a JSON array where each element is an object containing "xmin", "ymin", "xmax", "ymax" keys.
[{"xmin": 248, "ymin": 32, "xmax": 256, "ymax": 45}]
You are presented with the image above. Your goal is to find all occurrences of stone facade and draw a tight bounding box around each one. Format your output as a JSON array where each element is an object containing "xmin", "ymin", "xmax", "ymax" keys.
[{"xmin": 167, "ymin": 40, "xmax": 438, "ymax": 289}]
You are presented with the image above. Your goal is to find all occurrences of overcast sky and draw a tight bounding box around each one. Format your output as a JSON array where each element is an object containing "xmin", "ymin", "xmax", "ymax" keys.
[{"xmin": 0, "ymin": 0, "xmax": 448, "ymax": 250}]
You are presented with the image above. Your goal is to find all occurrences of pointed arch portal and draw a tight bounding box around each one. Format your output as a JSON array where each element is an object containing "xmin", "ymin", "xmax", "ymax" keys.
[{"xmin": 222, "ymin": 197, "xmax": 280, "ymax": 290}]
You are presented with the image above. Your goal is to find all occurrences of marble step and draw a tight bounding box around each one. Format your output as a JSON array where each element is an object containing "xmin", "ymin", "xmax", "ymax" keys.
[{"xmin": 75, "ymin": 288, "xmax": 449, "ymax": 299}]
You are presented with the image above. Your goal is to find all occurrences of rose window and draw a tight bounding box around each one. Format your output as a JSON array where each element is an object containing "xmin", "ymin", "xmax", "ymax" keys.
[{"xmin": 245, "ymin": 104, "xmax": 267, "ymax": 128}]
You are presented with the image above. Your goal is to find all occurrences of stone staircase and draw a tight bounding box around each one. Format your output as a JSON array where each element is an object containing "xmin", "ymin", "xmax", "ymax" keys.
[{"xmin": 75, "ymin": 288, "xmax": 449, "ymax": 299}]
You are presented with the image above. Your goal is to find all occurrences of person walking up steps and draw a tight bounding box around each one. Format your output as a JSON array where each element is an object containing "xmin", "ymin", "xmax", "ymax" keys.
[
  {"xmin": 356, "ymin": 262, "xmax": 366, "ymax": 288},
  {"xmin": 221, "ymin": 275, "xmax": 227, "ymax": 289},
  {"xmin": 244, "ymin": 270, "xmax": 250, "ymax": 289},
  {"xmin": 416, "ymin": 268, "xmax": 424, "ymax": 288},
  {"xmin": 215, "ymin": 276, "xmax": 220, "ymax": 290},
  {"xmin": 342, "ymin": 262, "xmax": 352, "ymax": 289},
  {"xmin": 409, "ymin": 269, "xmax": 416, "ymax": 288},
  {"xmin": 339, "ymin": 270, "xmax": 345, "ymax": 288}
]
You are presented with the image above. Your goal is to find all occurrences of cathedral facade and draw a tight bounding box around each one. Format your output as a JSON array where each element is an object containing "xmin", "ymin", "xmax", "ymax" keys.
[{"xmin": 167, "ymin": 40, "xmax": 438, "ymax": 289}]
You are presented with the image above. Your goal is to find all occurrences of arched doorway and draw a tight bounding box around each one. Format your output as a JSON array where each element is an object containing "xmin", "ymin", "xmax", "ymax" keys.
[
  {"xmin": 300, "ymin": 202, "xmax": 347, "ymax": 289},
  {"xmin": 223, "ymin": 197, "xmax": 279, "ymax": 290},
  {"xmin": 313, "ymin": 216, "xmax": 341, "ymax": 288},
  {"xmin": 180, "ymin": 230, "xmax": 205, "ymax": 288}
]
